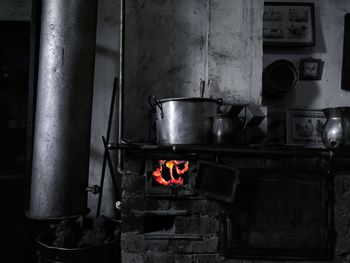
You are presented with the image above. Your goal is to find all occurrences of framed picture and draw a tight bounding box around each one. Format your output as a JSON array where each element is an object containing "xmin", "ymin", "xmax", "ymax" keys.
[
  {"xmin": 286, "ymin": 109, "xmax": 326, "ymax": 148},
  {"xmin": 263, "ymin": 2, "xmax": 315, "ymax": 46},
  {"xmin": 299, "ymin": 58, "xmax": 323, "ymax": 80}
]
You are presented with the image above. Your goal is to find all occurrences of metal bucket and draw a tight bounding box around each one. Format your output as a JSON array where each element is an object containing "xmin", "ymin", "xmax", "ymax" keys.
[
  {"xmin": 149, "ymin": 96, "xmax": 222, "ymax": 145},
  {"xmin": 36, "ymin": 227, "xmax": 120, "ymax": 263}
]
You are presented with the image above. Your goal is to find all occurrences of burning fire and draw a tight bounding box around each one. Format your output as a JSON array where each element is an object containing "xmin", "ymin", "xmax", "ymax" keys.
[{"xmin": 152, "ymin": 160, "xmax": 189, "ymax": 186}]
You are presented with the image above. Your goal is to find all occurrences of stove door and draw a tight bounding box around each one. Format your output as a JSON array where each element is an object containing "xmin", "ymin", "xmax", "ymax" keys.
[{"xmin": 219, "ymin": 169, "xmax": 333, "ymax": 260}]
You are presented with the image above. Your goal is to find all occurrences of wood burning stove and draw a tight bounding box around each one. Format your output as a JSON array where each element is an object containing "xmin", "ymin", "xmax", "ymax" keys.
[{"xmin": 109, "ymin": 143, "xmax": 342, "ymax": 262}]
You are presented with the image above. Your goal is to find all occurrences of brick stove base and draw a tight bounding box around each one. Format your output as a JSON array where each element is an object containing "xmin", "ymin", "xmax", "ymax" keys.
[
  {"xmin": 121, "ymin": 198, "xmax": 222, "ymax": 263},
  {"xmin": 120, "ymin": 155, "xmax": 350, "ymax": 263}
]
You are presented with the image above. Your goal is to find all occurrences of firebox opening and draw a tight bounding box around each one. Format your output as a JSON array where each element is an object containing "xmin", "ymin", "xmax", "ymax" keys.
[
  {"xmin": 151, "ymin": 160, "xmax": 190, "ymax": 187},
  {"xmin": 144, "ymin": 215, "xmax": 176, "ymax": 234}
]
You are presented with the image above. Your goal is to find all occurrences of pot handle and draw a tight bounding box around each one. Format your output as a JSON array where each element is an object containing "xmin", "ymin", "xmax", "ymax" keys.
[
  {"xmin": 148, "ymin": 95, "xmax": 164, "ymax": 119},
  {"xmin": 239, "ymin": 116, "xmax": 248, "ymax": 130},
  {"xmin": 216, "ymin": 98, "xmax": 223, "ymax": 111}
]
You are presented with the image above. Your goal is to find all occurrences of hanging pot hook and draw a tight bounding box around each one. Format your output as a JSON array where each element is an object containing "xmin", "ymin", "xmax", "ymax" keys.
[
  {"xmin": 216, "ymin": 98, "xmax": 223, "ymax": 112},
  {"xmin": 148, "ymin": 95, "xmax": 164, "ymax": 119}
]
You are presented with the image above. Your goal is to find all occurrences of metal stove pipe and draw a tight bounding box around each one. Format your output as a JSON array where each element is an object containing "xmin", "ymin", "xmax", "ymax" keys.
[{"xmin": 27, "ymin": 0, "xmax": 97, "ymax": 219}]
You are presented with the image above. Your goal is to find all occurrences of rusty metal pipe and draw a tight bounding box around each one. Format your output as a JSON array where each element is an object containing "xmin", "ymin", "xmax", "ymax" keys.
[{"xmin": 27, "ymin": 0, "xmax": 97, "ymax": 219}]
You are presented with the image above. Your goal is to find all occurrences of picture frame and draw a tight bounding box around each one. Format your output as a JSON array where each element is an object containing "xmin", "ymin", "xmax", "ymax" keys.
[
  {"xmin": 263, "ymin": 2, "xmax": 315, "ymax": 47},
  {"xmin": 299, "ymin": 58, "xmax": 323, "ymax": 80},
  {"xmin": 286, "ymin": 109, "xmax": 326, "ymax": 148}
]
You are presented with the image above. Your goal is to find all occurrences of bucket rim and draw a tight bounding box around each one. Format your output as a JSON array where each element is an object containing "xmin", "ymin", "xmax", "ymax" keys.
[
  {"xmin": 26, "ymin": 208, "xmax": 90, "ymax": 221},
  {"xmin": 36, "ymin": 224, "xmax": 120, "ymax": 252}
]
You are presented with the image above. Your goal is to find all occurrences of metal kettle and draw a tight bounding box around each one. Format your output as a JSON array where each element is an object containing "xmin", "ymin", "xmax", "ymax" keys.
[
  {"xmin": 211, "ymin": 114, "xmax": 246, "ymax": 145},
  {"xmin": 322, "ymin": 107, "xmax": 350, "ymax": 148}
]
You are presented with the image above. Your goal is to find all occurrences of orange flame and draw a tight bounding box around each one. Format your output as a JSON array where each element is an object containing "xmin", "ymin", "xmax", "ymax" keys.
[{"xmin": 152, "ymin": 160, "xmax": 189, "ymax": 186}]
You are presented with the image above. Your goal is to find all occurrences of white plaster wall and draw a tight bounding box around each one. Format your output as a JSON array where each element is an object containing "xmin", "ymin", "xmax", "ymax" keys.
[
  {"xmin": 0, "ymin": 0, "xmax": 31, "ymax": 20},
  {"xmin": 263, "ymin": 0, "xmax": 350, "ymax": 110}
]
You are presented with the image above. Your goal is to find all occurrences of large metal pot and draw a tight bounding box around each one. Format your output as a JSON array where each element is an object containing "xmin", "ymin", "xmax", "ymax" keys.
[{"xmin": 149, "ymin": 96, "xmax": 223, "ymax": 145}]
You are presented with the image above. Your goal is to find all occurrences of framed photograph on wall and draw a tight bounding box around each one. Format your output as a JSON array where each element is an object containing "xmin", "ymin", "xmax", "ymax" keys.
[
  {"xmin": 263, "ymin": 2, "xmax": 315, "ymax": 47},
  {"xmin": 286, "ymin": 109, "xmax": 326, "ymax": 148},
  {"xmin": 299, "ymin": 58, "xmax": 323, "ymax": 80}
]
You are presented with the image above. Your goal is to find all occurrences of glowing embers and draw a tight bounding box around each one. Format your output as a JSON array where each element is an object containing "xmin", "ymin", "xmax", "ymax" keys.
[{"xmin": 152, "ymin": 160, "xmax": 189, "ymax": 186}]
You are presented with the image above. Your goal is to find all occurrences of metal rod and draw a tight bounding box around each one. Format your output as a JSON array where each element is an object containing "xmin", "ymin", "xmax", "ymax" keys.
[
  {"xmin": 96, "ymin": 78, "xmax": 118, "ymax": 218},
  {"xmin": 117, "ymin": 0, "xmax": 125, "ymax": 181},
  {"xmin": 107, "ymin": 78, "xmax": 119, "ymax": 143},
  {"xmin": 107, "ymin": 143, "xmax": 337, "ymax": 159},
  {"xmin": 96, "ymin": 153, "xmax": 107, "ymax": 218},
  {"xmin": 102, "ymin": 136, "xmax": 119, "ymax": 201}
]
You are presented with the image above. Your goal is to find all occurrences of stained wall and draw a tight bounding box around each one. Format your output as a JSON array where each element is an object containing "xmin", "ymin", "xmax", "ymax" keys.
[{"xmin": 89, "ymin": 0, "xmax": 264, "ymax": 216}]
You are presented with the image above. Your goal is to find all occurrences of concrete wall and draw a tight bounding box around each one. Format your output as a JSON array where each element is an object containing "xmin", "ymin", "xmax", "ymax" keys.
[
  {"xmin": 0, "ymin": 0, "xmax": 31, "ymax": 20},
  {"xmin": 263, "ymin": 0, "xmax": 350, "ymax": 110},
  {"xmin": 124, "ymin": 0, "xmax": 209, "ymax": 142},
  {"xmin": 124, "ymin": 0, "xmax": 263, "ymax": 142}
]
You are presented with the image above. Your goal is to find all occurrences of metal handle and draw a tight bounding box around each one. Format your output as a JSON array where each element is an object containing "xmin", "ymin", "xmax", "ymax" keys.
[
  {"xmin": 216, "ymin": 98, "xmax": 223, "ymax": 111},
  {"xmin": 239, "ymin": 116, "xmax": 248, "ymax": 130},
  {"xmin": 85, "ymin": 185, "xmax": 100, "ymax": 195},
  {"xmin": 148, "ymin": 95, "xmax": 164, "ymax": 118},
  {"xmin": 148, "ymin": 95, "xmax": 157, "ymax": 112}
]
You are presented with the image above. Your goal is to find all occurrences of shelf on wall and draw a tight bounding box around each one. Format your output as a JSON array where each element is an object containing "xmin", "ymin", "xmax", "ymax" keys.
[{"xmin": 107, "ymin": 142, "xmax": 348, "ymax": 159}]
